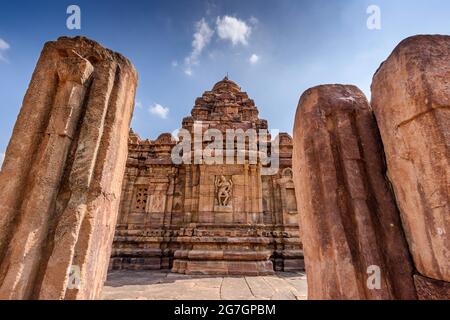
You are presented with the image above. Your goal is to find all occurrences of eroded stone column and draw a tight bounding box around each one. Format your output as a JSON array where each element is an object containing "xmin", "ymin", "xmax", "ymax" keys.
[
  {"xmin": 292, "ymin": 84, "xmax": 416, "ymax": 299},
  {"xmin": 0, "ymin": 36, "xmax": 137, "ymax": 300},
  {"xmin": 371, "ymin": 35, "xmax": 449, "ymax": 298}
]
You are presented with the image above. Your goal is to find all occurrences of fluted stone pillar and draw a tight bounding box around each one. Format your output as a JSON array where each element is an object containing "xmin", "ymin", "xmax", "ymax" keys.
[
  {"xmin": 292, "ymin": 84, "xmax": 416, "ymax": 299},
  {"xmin": 371, "ymin": 35, "xmax": 450, "ymax": 299},
  {"xmin": 0, "ymin": 36, "xmax": 137, "ymax": 300}
]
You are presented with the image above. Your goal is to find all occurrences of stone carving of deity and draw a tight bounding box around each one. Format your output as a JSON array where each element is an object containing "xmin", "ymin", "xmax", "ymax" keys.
[{"xmin": 215, "ymin": 175, "xmax": 233, "ymax": 206}]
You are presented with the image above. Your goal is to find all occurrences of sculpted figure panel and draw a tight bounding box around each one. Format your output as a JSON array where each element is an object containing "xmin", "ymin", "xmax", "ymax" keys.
[{"xmin": 215, "ymin": 175, "xmax": 233, "ymax": 207}]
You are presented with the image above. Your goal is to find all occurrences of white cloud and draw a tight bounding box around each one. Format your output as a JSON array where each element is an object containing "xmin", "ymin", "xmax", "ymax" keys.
[
  {"xmin": 249, "ymin": 54, "xmax": 259, "ymax": 64},
  {"xmin": 184, "ymin": 18, "xmax": 214, "ymax": 75},
  {"xmin": 0, "ymin": 39, "xmax": 9, "ymax": 50},
  {"xmin": 192, "ymin": 19, "xmax": 214, "ymax": 58},
  {"xmin": 216, "ymin": 16, "xmax": 251, "ymax": 46},
  {"xmin": 0, "ymin": 152, "xmax": 4, "ymax": 169},
  {"xmin": 171, "ymin": 60, "xmax": 178, "ymax": 67},
  {"xmin": 149, "ymin": 103, "xmax": 169, "ymax": 119},
  {"xmin": 0, "ymin": 38, "xmax": 10, "ymax": 62}
]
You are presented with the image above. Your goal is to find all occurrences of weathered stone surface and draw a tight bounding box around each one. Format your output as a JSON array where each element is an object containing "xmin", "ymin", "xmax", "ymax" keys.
[
  {"xmin": 110, "ymin": 77, "xmax": 304, "ymax": 274},
  {"xmin": 371, "ymin": 35, "xmax": 449, "ymax": 283},
  {"xmin": 0, "ymin": 36, "xmax": 137, "ymax": 300},
  {"xmin": 102, "ymin": 270, "xmax": 307, "ymax": 300},
  {"xmin": 414, "ymin": 274, "xmax": 450, "ymax": 300},
  {"xmin": 292, "ymin": 84, "xmax": 417, "ymax": 299}
]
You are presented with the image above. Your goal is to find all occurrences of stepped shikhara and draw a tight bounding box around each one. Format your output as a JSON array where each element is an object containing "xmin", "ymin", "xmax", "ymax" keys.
[{"xmin": 110, "ymin": 77, "xmax": 304, "ymax": 274}]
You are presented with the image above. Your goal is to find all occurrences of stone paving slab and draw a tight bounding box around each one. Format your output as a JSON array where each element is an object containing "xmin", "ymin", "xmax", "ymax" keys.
[{"xmin": 102, "ymin": 270, "xmax": 307, "ymax": 300}]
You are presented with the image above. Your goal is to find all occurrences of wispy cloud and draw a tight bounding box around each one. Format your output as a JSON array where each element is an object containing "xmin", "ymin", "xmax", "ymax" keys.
[
  {"xmin": 205, "ymin": 0, "xmax": 218, "ymax": 16},
  {"xmin": 249, "ymin": 54, "xmax": 259, "ymax": 64},
  {"xmin": 216, "ymin": 16, "xmax": 251, "ymax": 46},
  {"xmin": 149, "ymin": 103, "xmax": 169, "ymax": 119},
  {"xmin": 0, "ymin": 38, "xmax": 10, "ymax": 62},
  {"xmin": 249, "ymin": 16, "xmax": 259, "ymax": 25},
  {"xmin": 184, "ymin": 18, "xmax": 214, "ymax": 75},
  {"xmin": 179, "ymin": 15, "xmax": 256, "ymax": 75}
]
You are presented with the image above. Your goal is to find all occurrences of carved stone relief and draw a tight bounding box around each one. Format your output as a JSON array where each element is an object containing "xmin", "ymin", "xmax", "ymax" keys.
[{"xmin": 215, "ymin": 175, "xmax": 233, "ymax": 207}]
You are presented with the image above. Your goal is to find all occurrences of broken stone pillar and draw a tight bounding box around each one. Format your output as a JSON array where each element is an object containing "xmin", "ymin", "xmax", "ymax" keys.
[
  {"xmin": 413, "ymin": 274, "xmax": 450, "ymax": 300},
  {"xmin": 0, "ymin": 36, "xmax": 137, "ymax": 300},
  {"xmin": 371, "ymin": 35, "xmax": 449, "ymax": 299},
  {"xmin": 292, "ymin": 84, "xmax": 416, "ymax": 300}
]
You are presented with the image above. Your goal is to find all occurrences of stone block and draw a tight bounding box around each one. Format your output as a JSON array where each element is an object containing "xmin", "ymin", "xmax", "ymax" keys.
[
  {"xmin": 292, "ymin": 84, "xmax": 416, "ymax": 299},
  {"xmin": 371, "ymin": 35, "xmax": 450, "ymax": 283}
]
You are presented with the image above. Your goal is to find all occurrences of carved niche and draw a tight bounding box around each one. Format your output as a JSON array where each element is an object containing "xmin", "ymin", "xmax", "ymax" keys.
[
  {"xmin": 133, "ymin": 186, "xmax": 149, "ymax": 212},
  {"xmin": 214, "ymin": 175, "xmax": 233, "ymax": 208}
]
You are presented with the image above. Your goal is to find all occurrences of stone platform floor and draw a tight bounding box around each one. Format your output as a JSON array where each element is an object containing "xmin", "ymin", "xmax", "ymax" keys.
[{"xmin": 102, "ymin": 270, "xmax": 307, "ymax": 300}]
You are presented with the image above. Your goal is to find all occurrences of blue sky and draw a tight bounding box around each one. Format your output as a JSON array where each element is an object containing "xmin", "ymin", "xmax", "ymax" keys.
[{"xmin": 1, "ymin": 0, "xmax": 450, "ymax": 162}]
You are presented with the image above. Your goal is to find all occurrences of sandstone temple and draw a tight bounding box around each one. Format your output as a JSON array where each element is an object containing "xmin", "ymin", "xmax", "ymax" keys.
[
  {"xmin": 0, "ymin": 35, "xmax": 448, "ymax": 300},
  {"xmin": 109, "ymin": 77, "xmax": 304, "ymax": 274}
]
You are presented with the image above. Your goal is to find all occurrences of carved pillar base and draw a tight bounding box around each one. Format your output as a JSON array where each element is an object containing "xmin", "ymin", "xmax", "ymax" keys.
[{"xmin": 172, "ymin": 249, "xmax": 274, "ymax": 276}]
